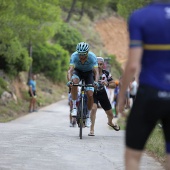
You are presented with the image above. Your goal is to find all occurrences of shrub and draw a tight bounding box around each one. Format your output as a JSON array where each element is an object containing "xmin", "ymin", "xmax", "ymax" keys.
[
  {"xmin": 0, "ymin": 38, "xmax": 31, "ymax": 76},
  {"xmin": 32, "ymin": 43, "xmax": 70, "ymax": 82},
  {"xmin": 53, "ymin": 23, "xmax": 83, "ymax": 54}
]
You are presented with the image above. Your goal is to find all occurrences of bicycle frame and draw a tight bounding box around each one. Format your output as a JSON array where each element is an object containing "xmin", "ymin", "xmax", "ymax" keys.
[{"xmin": 73, "ymin": 79, "xmax": 93, "ymax": 139}]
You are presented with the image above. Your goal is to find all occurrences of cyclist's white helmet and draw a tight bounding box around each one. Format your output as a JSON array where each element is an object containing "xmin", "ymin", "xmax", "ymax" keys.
[
  {"xmin": 97, "ymin": 57, "xmax": 104, "ymax": 63},
  {"xmin": 76, "ymin": 42, "xmax": 89, "ymax": 53}
]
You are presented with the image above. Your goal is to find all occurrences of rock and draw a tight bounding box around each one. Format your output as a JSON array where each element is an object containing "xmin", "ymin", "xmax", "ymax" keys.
[
  {"xmin": 1, "ymin": 91, "xmax": 12, "ymax": 104},
  {"xmin": 0, "ymin": 91, "xmax": 18, "ymax": 104}
]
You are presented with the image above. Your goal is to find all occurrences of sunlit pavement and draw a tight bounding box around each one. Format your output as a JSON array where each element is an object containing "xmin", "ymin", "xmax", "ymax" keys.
[{"xmin": 0, "ymin": 100, "xmax": 164, "ymax": 170}]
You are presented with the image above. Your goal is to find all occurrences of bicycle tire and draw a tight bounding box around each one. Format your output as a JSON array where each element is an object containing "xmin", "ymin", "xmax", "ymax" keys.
[{"xmin": 79, "ymin": 96, "xmax": 84, "ymax": 139}]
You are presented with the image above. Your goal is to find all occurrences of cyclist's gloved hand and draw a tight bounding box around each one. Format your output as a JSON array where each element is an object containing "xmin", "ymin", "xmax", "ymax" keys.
[
  {"xmin": 93, "ymin": 81, "xmax": 99, "ymax": 87},
  {"xmin": 67, "ymin": 81, "xmax": 73, "ymax": 87}
]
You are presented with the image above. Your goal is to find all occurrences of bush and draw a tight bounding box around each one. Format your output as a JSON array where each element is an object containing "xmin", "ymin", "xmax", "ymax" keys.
[
  {"xmin": 32, "ymin": 43, "xmax": 70, "ymax": 82},
  {"xmin": 107, "ymin": 54, "xmax": 122, "ymax": 78},
  {"xmin": 0, "ymin": 38, "xmax": 32, "ymax": 76},
  {"xmin": 53, "ymin": 23, "xmax": 83, "ymax": 54},
  {"xmin": 0, "ymin": 77, "xmax": 8, "ymax": 96}
]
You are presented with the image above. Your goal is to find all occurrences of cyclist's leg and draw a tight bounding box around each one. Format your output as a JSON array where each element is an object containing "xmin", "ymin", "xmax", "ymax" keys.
[
  {"xmin": 84, "ymin": 70, "xmax": 94, "ymax": 110},
  {"xmin": 71, "ymin": 70, "xmax": 80, "ymax": 101}
]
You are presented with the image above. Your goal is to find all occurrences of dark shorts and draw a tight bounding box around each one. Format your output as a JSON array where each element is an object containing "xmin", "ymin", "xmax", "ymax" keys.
[
  {"xmin": 28, "ymin": 90, "xmax": 36, "ymax": 97},
  {"xmin": 93, "ymin": 89, "xmax": 112, "ymax": 111},
  {"xmin": 126, "ymin": 84, "xmax": 170, "ymax": 153},
  {"xmin": 72, "ymin": 69, "xmax": 94, "ymax": 85},
  {"xmin": 130, "ymin": 94, "xmax": 136, "ymax": 101}
]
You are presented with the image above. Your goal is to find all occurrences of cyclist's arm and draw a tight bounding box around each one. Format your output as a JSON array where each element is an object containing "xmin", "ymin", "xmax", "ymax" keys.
[
  {"xmin": 67, "ymin": 66, "xmax": 74, "ymax": 81},
  {"xmin": 93, "ymin": 67, "xmax": 99, "ymax": 82}
]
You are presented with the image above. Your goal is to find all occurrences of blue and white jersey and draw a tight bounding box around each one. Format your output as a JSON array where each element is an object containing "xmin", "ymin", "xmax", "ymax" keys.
[
  {"xmin": 129, "ymin": 3, "xmax": 170, "ymax": 91},
  {"xmin": 70, "ymin": 51, "xmax": 98, "ymax": 72}
]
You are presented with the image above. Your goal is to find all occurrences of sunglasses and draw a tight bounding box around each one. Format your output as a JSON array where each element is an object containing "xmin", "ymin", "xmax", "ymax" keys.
[
  {"xmin": 98, "ymin": 63, "xmax": 103, "ymax": 66},
  {"xmin": 78, "ymin": 52, "xmax": 88, "ymax": 56}
]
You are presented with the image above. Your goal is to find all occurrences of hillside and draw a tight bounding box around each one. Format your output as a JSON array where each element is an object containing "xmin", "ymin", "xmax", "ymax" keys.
[
  {"xmin": 0, "ymin": 14, "xmax": 128, "ymax": 122},
  {"xmin": 95, "ymin": 16, "xmax": 129, "ymax": 68}
]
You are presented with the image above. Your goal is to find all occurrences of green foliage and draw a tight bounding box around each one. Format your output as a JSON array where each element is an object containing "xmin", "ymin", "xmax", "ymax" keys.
[
  {"xmin": 32, "ymin": 43, "xmax": 70, "ymax": 82},
  {"xmin": 146, "ymin": 127, "xmax": 166, "ymax": 162},
  {"xmin": 0, "ymin": 0, "xmax": 62, "ymax": 44},
  {"xmin": 53, "ymin": 23, "xmax": 83, "ymax": 54},
  {"xmin": 116, "ymin": 0, "xmax": 151, "ymax": 19},
  {"xmin": 0, "ymin": 77, "xmax": 7, "ymax": 90},
  {"xmin": 108, "ymin": 54, "xmax": 122, "ymax": 78},
  {"xmin": 0, "ymin": 38, "xmax": 32, "ymax": 76},
  {"xmin": 59, "ymin": 0, "xmax": 111, "ymax": 21},
  {"xmin": 0, "ymin": 77, "xmax": 8, "ymax": 96}
]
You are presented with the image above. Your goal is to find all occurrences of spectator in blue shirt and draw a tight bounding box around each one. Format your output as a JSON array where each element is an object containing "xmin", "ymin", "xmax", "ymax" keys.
[{"xmin": 28, "ymin": 74, "xmax": 37, "ymax": 113}]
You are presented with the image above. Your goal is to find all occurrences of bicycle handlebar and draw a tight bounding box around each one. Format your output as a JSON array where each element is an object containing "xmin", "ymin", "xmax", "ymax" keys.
[{"xmin": 72, "ymin": 83, "xmax": 94, "ymax": 87}]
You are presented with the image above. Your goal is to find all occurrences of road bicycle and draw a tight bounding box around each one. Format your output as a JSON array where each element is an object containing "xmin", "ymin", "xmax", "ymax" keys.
[{"xmin": 72, "ymin": 79, "xmax": 93, "ymax": 139}]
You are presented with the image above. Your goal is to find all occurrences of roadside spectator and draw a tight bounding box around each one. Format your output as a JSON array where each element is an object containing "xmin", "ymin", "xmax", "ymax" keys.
[
  {"xmin": 28, "ymin": 74, "xmax": 37, "ymax": 113},
  {"xmin": 125, "ymin": 86, "xmax": 130, "ymax": 109},
  {"xmin": 129, "ymin": 77, "xmax": 138, "ymax": 105},
  {"xmin": 118, "ymin": 0, "xmax": 170, "ymax": 169}
]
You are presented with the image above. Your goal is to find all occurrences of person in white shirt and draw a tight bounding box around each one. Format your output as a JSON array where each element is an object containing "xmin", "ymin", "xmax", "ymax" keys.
[{"xmin": 130, "ymin": 77, "xmax": 138, "ymax": 103}]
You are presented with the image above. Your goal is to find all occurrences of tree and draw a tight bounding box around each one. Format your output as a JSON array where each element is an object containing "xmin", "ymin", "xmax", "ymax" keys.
[
  {"xmin": 65, "ymin": 0, "xmax": 77, "ymax": 22},
  {"xmin": 116, "ymin": 0, "xmax": 151, "ymax": 19}
]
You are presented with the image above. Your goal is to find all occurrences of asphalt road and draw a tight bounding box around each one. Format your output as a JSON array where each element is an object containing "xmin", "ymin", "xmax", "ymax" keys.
[{"xmin": 0, "ymin": 100, "xmax": 164, "ymax": 170}]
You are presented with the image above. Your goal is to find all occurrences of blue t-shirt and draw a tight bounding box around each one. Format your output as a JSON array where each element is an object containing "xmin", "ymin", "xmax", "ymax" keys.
[
  {"xmin": 70, "ymin": 51, "xmax": 98, "ymax": 72},
  {"xmin": 28, "ymin": 79, "xmax": 36, "ymax": 91},
  {"xmin": 129, "ymin": 3, "xmax": 170, "ymax": 91}
]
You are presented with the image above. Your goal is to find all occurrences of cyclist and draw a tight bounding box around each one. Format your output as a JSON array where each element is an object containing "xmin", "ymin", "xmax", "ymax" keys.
[
  {"xmin": 67, "ymin": 42, "xmax": 99, "ymax": 127},
  {"xmin": 88, "ymin": 57, "xmax": 120, "ymax": 136},
  {"xmin": 118, "ymin": 0, "xmax": 170, "ymax": 169}
]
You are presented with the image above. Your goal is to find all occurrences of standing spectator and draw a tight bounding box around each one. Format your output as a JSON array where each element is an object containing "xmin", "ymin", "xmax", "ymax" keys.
[
  {"xmin": 113, "ymin": 80, "xmax": 120, "ymax": 118},
  {"xmin": 129, "ymin": 77, "xmax": 138, "ymax": 104},
  {"xmin": 28, "ymin": 74, "xmax": 37, "ymax": 113},
  {"xmin": 89, "ymin": 57, "xmax": 120, "ymax": 136},
  {"xmin": 118, "ymin": 0, "xmax": 170, "ymax": 169}
]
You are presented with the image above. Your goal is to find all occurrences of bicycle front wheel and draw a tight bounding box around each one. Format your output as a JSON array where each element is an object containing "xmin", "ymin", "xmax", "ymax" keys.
[{"xmin": 79, "ymin": 97, "xmax": 84, "ymax": 139}]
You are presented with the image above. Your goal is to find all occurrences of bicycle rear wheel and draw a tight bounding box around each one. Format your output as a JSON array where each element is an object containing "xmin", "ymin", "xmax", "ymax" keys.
[{"xmin": 79, "ymin": 97, "xmax": 84, "ymax": 139}]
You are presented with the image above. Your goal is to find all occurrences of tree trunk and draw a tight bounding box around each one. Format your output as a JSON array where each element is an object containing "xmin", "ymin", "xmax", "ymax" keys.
[
  {"xmin": 65, "ymin": 0, "xmax": 77, "ymax": 22},
  {"xmin": 28, "ymin": 41, "xmax": 32, "ymax": 82},
  {"xmin": 79, "ymin": 0, "xmax": 85, "ymax": 21}
]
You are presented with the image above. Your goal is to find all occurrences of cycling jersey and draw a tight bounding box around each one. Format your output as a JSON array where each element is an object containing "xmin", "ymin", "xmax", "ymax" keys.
[
  {"xmin": 129, "ymin": 3, "xmax": 170, "ymax": 91},
  {"xmin": 70, "ymin": 51, "xmax": 98, "ymax": 72},
  {"xmin": 97, "ymin": 69, "xmax": 113, "ymax": 91}
]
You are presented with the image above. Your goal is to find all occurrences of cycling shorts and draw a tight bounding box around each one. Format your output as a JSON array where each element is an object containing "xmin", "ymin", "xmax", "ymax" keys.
[
  {"xmin": 93, "ymin": 89, "xmax": 111, "ymax": 111},
  {"xmin": 72, "ymin": 69, "xmax": 94, "ymax": 92},
  {"xmin": 126, "ymin": 84, "xmax": 170, "ymax": 153}
]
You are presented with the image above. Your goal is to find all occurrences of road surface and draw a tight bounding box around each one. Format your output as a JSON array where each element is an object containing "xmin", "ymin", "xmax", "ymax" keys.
[{"xmin": 0, "ymin": 100, "xmax": 164, "ymax": 170}]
